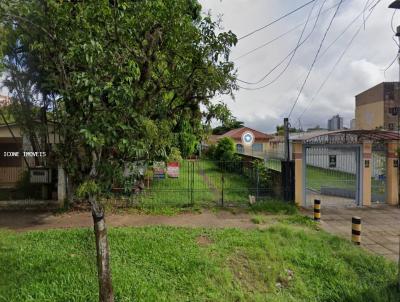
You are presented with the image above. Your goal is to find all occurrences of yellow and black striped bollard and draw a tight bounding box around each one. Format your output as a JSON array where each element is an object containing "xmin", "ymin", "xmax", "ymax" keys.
[
  {"xmin": 352, "ymin": 216, "xmax": 361, "ymax": 245},
  {"xmin": 313, "ymin": 199, "xmax": 321, "ymax": 222}
]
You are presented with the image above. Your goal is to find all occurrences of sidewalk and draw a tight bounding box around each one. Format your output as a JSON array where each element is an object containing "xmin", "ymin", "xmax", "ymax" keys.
[{"xmin": 305, "ymin": 205, "xmax": 400, "ymax": 262}]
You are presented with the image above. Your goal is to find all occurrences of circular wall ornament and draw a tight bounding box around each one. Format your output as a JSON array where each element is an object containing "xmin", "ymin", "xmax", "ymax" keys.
[{"xmin": 241, "ymin": 131, "xmax": 254, "ymax": 146}]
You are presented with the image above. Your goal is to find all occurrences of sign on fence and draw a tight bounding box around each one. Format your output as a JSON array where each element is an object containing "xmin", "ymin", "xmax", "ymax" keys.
[
  {"xmin": 167, "ymin": 162, "xmax": 179, "ymax": 178},
  {"xmin": 153, "ymin": 162, "xmax": 166, "ymax": 179}
]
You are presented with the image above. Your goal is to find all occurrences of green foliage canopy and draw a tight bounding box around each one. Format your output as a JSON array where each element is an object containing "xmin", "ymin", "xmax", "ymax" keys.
[{"xmin": 0, "ymin": 0, "xmax": 238, "ymax": 192}]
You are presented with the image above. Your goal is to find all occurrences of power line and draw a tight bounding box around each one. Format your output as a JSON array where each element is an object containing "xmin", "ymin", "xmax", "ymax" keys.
[
  {"xmin": 287, "ymin": 0, "xmax": 344, "ymax": 118},
  {"xmin": 238, "ymin": 0, "xmax": 317, "ymax": 41},
  {"xmin": 233, "ymin": 1, "xmax": 342, "ymax": 61},
  {"xmin": 239, "ymin": 0, "xmax": 366, "ymax": 91},
  {"xmin": 238, "ymin": 0, "xmax": 322, "ymax": 86},
  {"xmin": 297, "ymin": 22, "xmax": 365, "ymax": 123},
  {"xmin": 362, "ymin": 0, "xmax": 371, "ymax": 30},
  {"xmin": 391, "ymin": 10, "xmax": 397, "ymax": 35},
  {"xmin": 296, "ymin": 0, "xmax": 382, "ymax": 124},
  {"xmin": 384, "ymin": 54, "xmax": 399, "ymax": 77}
]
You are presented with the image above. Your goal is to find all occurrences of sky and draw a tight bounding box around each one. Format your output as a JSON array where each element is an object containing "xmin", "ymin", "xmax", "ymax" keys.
[{"xmin": 198, "ymin": 0, "xmax": 399, "ymax": 133}]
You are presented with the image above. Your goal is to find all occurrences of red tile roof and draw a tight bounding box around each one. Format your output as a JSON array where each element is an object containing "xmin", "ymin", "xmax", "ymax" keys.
[{"xmin": 221, "ymin": 127, "xmax": 272, "ymax": 142}]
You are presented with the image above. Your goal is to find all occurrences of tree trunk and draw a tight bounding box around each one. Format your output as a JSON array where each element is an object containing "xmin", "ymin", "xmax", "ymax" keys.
[{"xmin": 91, "ymin": 202, "xmax": 114, "ymax": 302}]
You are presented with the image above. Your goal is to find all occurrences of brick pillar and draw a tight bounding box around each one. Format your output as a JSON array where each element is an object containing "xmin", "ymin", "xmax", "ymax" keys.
[
  {"xmin": 386, "ymin": 141, "xmax": 399, "ymax": 205},
  {"xmin": 293, "ymin": 141, "xmax": 304, "ymax": 206},
  {"xmin": 362, "ymin": 141, "xmax": 372, "ymax": 206}
]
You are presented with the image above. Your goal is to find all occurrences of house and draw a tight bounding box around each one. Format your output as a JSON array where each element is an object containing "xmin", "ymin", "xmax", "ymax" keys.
[
  {"xmin": 205, "ymin": 127, "xmax": 273, "ymax": 157},
  {"xmin": 0, "ymin": 122, "xmax": 66, "ymax": 204}
]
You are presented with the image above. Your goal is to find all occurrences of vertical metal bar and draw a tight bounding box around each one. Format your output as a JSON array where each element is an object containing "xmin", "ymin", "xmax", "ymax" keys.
[
  {"xmin": 186, "ymin": 161, "xmax": 191, "ymax": 205},
  {"xmin": 191, "ymin": 161, "xmax": 194, "ymax": 205},
  {"xmin": 356, "ymin": 146, "xmax": 362, "ymax": 206},
  {"xmin": 256, "ymin": 164, "xmax": 259, "ymax": 200},
  {"xmin": 221, "ymin": 161, "xmax": 224, "ymax": 207}
]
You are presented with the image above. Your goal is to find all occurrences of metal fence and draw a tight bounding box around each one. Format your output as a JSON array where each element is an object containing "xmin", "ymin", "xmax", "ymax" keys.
[
  {"xmin": 127, "ymin": 159, "xmax": 275, "ymax": 209},
  {"xmin": 305, "ymin": 146, "xmax": 360, "ymax": 207},
  {"xmin": 371, "ymin": 148, "xmax": 386, "ymax": 203}
]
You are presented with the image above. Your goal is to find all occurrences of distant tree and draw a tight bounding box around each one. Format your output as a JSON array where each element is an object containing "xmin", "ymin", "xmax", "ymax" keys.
[
  {"xmin": 307, "ymin": 125, "xmax": 322, "ymax": 131},
  {"xmin": 276, "ymin": 124, "xmax": 301, "ymax": 136},
  {"xmin": 212, "ymin": 117, "xmax": 244, "ymax": 135}
]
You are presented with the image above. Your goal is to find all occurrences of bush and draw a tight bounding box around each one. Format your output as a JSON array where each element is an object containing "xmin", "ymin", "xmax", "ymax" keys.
[
  {"xmin": 204, "ymin": 144, "xmax": 216, "ymax": 159},
  {"xmin": 214, "ymin": 137, "xmax": 235, "ymax": 161},
  {"xmin": 167, "ymin": 147, "xmax": 183, "ymax": 162}
]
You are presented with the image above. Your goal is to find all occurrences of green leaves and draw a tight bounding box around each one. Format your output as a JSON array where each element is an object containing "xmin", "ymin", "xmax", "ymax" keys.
[
  {"xmin": 0, "ymin": 0, "xmax": 237, "ymax": 191},
  {"xmin": 76, "ymin": 180, "xmax": 100, "ymax": 198},
  {"xmin": 79, "ymin": 128, "xmax": 105, "ymax": 149}
]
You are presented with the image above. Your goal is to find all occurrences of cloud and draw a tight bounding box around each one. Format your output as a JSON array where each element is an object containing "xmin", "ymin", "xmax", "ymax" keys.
[{"xmin": 199, "ymin": 0, "xmax": 399, "ymax": 133}]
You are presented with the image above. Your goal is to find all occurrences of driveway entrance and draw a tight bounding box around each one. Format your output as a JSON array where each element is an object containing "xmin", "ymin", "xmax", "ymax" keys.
[
  {"xmin": 306, "ymin": 205, "xmax": 400, "ymax": 262},
  {"xmin": 292, "ymin": 130, "xmax": 400, "ymax": 208},
  {"xmin": 305, "ymin": 145, "xmax": 361, "ymax": 207}
]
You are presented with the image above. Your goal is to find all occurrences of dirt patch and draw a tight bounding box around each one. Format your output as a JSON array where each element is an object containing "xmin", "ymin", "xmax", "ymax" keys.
[
  {"xmin": 228, "ymin": 250, "xmax": 268, "ymax": 293},
  {"xmin": 0, "ymin": 209, "xmax": 278, "ymax": 232},
  {"xmin": 196, "ymin": 235, "xmax": 213, "ymax": 247}
]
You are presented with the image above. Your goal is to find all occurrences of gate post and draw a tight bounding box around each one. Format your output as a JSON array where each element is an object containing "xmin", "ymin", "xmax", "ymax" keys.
[
  {"xmin": 362, "ymin": 141, "xmax": 372, "ymax": 206},
  {"xmin": 386, "ymin": 141, "xmax": 399, "ymax": 205},
  {"xmin": 293, "ymin": 140, "xmax": 304, "ymax": 206}
]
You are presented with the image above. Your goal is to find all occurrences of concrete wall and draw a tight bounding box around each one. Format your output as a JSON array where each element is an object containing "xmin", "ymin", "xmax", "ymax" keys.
[{"xmin": 355, "ymin": 101, "xmax": 384, "ymax": 130}]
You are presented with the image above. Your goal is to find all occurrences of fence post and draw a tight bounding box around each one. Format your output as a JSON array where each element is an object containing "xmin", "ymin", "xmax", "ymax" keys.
[
  {"xmin": 256, "ymin": 164, "xmax": 259, "ymax": 200},
  {"xmin": 221, "ymin": 161, "xmax": 224, "ymax": 207},
  {"xmin": 186, "ymin": 160, "xmax": 190, "ymax": 205},
  {"xmin": 191, "ymin": 161, "xmax": 194, "ymax": 205}
]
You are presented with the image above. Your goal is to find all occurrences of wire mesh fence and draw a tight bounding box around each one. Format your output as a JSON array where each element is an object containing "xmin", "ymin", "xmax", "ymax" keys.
[{"xmin": 115, "ymin": 159, "xmax": 277, "ymax": 209}]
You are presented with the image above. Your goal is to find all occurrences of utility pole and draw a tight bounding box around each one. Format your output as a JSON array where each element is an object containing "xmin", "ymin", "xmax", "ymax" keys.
[
  {"xmin": 282, "ymin": 117, "xmax": 293, "ymax": 201},
  {"xmin": 389, "ymin": 0, "xmax": 400, "ymax": 292},
  {"xmin": 284, "ymin": 117, "xmax": 290, "ymax": 162}
]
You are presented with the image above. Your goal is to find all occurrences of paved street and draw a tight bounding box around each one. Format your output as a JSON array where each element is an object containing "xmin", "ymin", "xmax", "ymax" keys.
[{"xmin": 306, "ymin": 205, "xmax": 400, "ymax": 262}]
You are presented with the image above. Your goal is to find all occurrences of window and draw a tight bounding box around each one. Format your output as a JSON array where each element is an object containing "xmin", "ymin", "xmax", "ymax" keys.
[
  {"xmin": 252, "ymin": 143, "xmax": 263, "ymax": 152},
  {"xmin": 389, "ymin": 123, "xmax": 394, "ymax": 130},
  {"xmin": 236, "ymin": 144, "xmax": 244, "ymax": 153},
  {"xmin": 389, "ymin": 107, "xmax": 399, "ymax": 116}
]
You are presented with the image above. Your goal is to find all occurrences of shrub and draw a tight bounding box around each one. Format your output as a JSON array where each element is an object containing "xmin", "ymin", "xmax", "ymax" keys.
[
  {"xmin": 168, "ymin": 147, "xmax": 183, "ymax": 162},
  {"xmin": 203, "ymin": 144, "xmax": 216, "ymax": 159},
  {"xmin": 214, "ymin": 137, "xmax": 235, "ymax": 161}
]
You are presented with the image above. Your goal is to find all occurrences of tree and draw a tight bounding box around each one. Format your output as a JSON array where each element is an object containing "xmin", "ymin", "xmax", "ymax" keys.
[
  {"xmin": 0, "ymin": 1, "xmax": 237, "ymax": 301},
  {"xmin": 212, "ymin": 116, "xmax": 244, "ymax": 135},
  {"xmin": 276, "ymin": 124, "xmax": 301, "ymax": 136}
]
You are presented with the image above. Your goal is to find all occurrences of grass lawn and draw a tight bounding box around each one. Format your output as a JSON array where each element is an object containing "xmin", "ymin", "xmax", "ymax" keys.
[
  {"xmin": 197, "ymin": 161, "xmax": 258, "ymax": 205},
  {"xmin": 138, "ymin": 161, "xmax": 215, "ymax": 209},
  {"xmin": 0, "ymin": 222, "xmax": 398, "ymax": 302},
  {"xmin": 266, "ymin": 159, "xmax": 385, "ymax": 196},
  {"xmin": 306, "ymin": 166, "xmax": 385, "ymax": 195}
]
